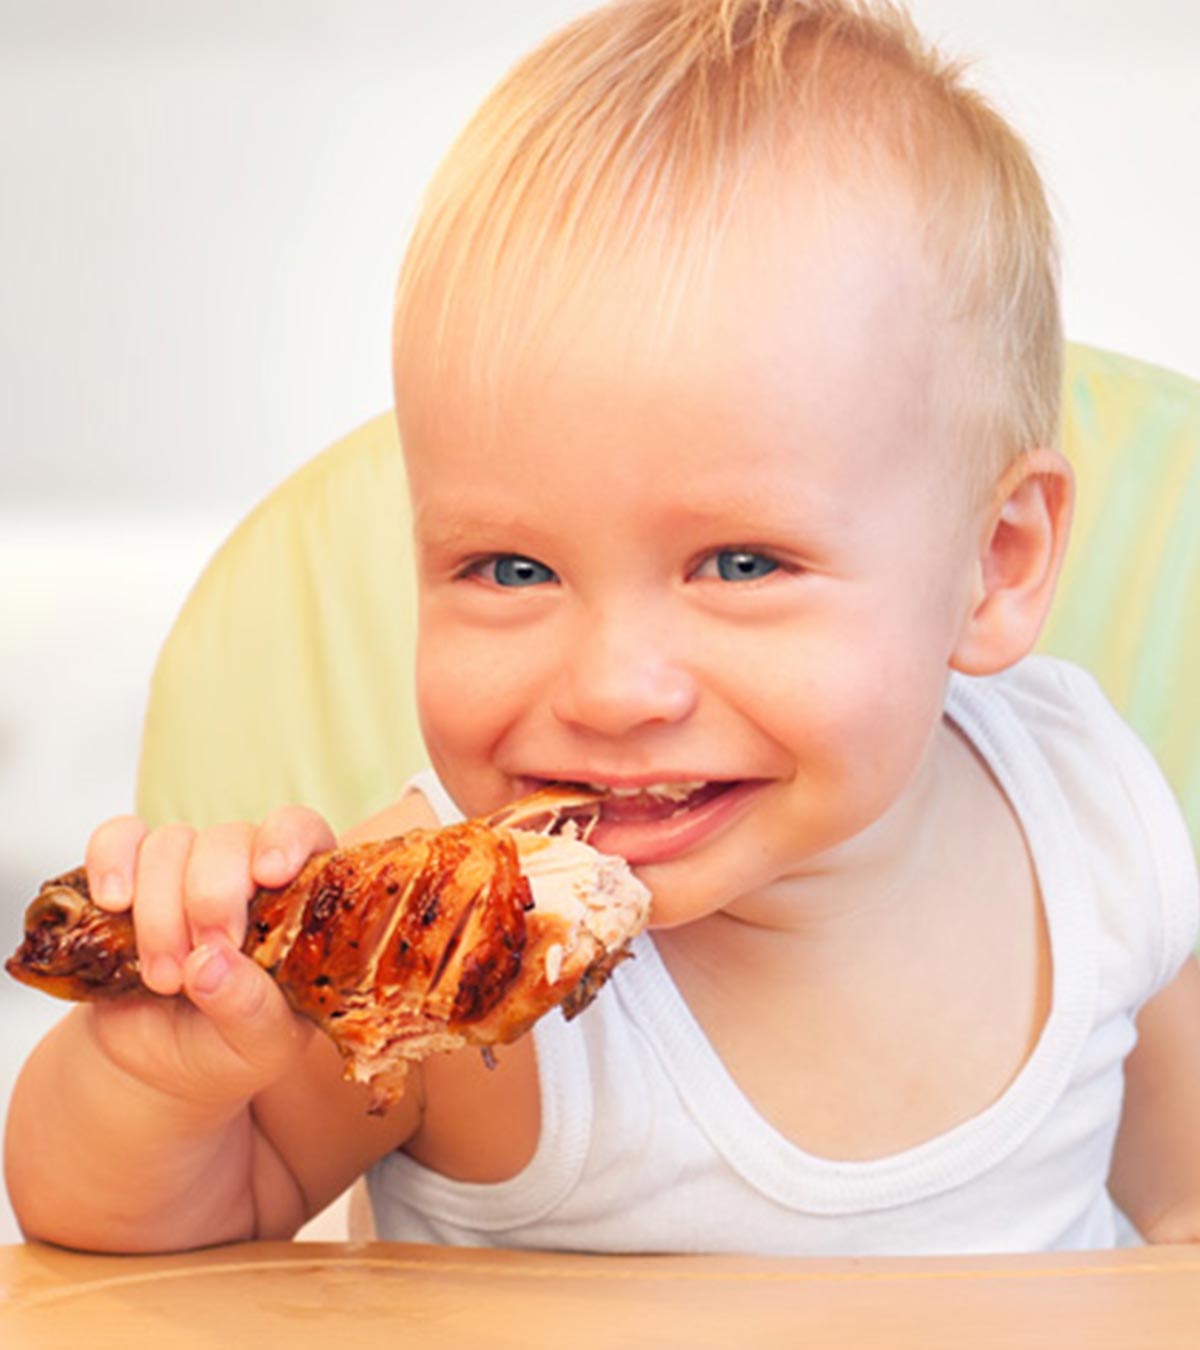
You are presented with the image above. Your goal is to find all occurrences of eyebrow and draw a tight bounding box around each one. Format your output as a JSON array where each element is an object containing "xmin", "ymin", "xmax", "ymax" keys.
[
  {"xmin": 411, "ymin": 499, "xmax": 546, "ymax": 553},
  {"xmin": 662, "ymin": 482, "xmax": 853, "ymax": 539}
]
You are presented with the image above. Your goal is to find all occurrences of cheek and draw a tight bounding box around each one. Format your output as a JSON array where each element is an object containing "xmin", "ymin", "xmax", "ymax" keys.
[
  {"xmin": 763, "ymin": 632, "xmax": 947, "ymax": 804},
  {"xmin": 414, "ymin": 611, "xmax": 543, "ymax": 787},
  {"xmin": 416, "ymin": 629, "xmax": 495, "ymax": 756}
]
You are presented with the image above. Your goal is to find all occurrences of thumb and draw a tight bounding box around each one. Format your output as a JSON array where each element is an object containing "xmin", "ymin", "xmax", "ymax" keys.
[{"xmin": 182, "ymin": 941, "xmax": 311, "ymax": 1091}]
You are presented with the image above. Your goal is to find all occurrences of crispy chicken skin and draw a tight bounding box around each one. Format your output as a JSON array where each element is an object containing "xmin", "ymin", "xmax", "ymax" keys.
[{"xmin": 5, "ymin": 793, "xmax": 650, "ymax": 1112}]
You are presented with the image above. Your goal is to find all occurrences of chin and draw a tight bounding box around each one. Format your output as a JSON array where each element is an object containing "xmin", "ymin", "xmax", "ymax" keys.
[{"xmin": 631, "ymin": 863, "xmax": 733, "ymax": 931}]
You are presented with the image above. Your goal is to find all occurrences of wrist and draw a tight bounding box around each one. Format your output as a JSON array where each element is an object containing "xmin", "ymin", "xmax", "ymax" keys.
[
  {"xmin": 5, "ymin": 1007, "xmax": 256, "ymax": 1251},
  {"xmin": 81, "ymin": 1002, "xmax": 257, "ymax": 1125}
]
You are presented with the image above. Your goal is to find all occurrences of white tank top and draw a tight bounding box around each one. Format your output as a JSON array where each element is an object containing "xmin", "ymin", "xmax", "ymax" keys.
[{"xmin": 367, "ymin": 658, "xmax": 1198, "ymax": 1254}]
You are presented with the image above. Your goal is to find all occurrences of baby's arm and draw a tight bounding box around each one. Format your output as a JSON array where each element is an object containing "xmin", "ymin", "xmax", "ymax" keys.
[
  {"xmin": 3, "ymin": 796, "xmax": 433, "ymax": 1252},
  {"xmin": 1108, "ymin": 955, "xmax": 1200, "ymax": 1242}
]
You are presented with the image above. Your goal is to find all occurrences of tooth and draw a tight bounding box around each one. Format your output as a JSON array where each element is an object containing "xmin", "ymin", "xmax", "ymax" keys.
[{"xmin": 581, "ymin": 781, "xmax": 709, "ymax": 800}]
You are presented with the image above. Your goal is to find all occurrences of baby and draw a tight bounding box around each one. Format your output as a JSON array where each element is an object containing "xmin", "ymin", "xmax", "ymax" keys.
[{"xmin": 7, "ymin": 0, "xmax": 1200, "ymax": 1256}]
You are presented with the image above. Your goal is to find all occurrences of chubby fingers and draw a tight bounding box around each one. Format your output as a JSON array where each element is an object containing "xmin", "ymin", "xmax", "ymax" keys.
[
  {"xmin": 83, "ymin": 806, "xmax": 336, "ymax": 1002},
  {"xmin": 181, "ymin": 942, "xmax": 312, "ymax": 1092},
  {"xmin": 87, "ymin": 816, "xmax": 195, "ymax": 995},
  {"xmin": 251, "ymin": 806, "xmax": 337, "ymax": 889},
  {"xmin": 132, "ymin": 823, "xmax": 196, "ymax": 996},
  {"xmin": 183, "ymin": 821, "xmax": 258, "ymax": 950},
  {"xmin": 170, "ymin": 808, "xmax": 335, "ymax": 954},
  {"xmin": 85, "ymin": 815, "xmax": 149, "ymax": 912},
  {"xmin": 146, "ymin": 806, "xmax": 333, "ymax": 996}
]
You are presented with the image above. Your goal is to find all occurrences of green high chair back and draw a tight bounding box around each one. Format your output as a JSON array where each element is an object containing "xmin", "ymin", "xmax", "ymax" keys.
[{"xmin": 136, "ymin": 344, "xmax": 1200, "ymax": 865}]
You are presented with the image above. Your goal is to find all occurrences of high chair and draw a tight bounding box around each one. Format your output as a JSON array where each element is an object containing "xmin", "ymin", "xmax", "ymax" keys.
[{"xmin": 133, "ymin": 342, "xmax": 1200, "ymax": 1237}]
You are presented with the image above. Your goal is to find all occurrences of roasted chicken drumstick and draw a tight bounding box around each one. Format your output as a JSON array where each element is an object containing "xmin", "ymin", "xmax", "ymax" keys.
[{"xmin": 5, "ymin": 788, "xmax": 651, "ymax": 1112}]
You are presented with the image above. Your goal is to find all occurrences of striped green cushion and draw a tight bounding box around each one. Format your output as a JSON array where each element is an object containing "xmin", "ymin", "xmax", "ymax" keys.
[{"xmin": 1039, "ymin": 344, "xmax": 1200, "ymax": 856}]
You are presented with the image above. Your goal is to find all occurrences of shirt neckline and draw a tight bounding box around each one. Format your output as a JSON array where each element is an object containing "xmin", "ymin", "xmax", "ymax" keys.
[{"xmin": 612, "ymin": 670, "xmax": 1100, "ymax": 1215}]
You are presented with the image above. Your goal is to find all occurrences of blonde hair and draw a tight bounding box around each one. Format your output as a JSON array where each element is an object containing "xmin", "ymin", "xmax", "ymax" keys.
[{"xmin": 393, "ymin": 0, "xmax": 1062, "ymax": 485}]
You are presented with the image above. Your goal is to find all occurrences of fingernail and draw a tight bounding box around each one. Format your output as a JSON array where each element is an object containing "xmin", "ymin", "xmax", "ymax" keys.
[
  {"xmin": 191, "ymin": 944, "xmax": 231, "ymax": 996},
  {"xmin": 96, "ymin": 871, "xmax": 126, "ymax": 905}
]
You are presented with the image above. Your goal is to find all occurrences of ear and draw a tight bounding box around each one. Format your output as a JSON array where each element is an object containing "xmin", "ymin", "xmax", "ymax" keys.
[{"xmin": 950, "ymin": 448, "xmax": 1075, "ymax": 676}]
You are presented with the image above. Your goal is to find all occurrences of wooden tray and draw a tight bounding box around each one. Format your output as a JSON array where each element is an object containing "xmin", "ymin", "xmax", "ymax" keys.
[{"xmin": 4, "ymin": 1240, "xmax": 1200, "ymax": 1348}]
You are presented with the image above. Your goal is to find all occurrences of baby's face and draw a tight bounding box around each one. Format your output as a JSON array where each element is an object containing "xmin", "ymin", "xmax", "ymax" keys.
[{"xmin": 400, "ymin": 192, "xmax": 985, "ymax": 926}]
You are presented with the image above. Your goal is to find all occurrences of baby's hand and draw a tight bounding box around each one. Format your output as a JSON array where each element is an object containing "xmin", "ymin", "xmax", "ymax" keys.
[{"xmin": 81, "ymin": 809, "xmax": 337, "ymax": 1107}]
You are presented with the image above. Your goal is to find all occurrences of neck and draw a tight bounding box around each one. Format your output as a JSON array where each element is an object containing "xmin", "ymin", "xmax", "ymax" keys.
[{"xmin": 664, "ymin": 717, "xmax": 990, "ymax": 977}]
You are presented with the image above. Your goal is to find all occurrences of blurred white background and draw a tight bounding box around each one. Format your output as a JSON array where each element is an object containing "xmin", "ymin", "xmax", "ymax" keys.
[{"xmin": 1, "ymin": 0, "xmax": 1198, "ymax": 1244}]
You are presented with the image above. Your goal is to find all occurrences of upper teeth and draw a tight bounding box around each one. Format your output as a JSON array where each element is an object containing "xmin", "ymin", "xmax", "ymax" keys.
[{"xmin": 583, "ymin": 781, "xmax": 708, "ymax": 801}]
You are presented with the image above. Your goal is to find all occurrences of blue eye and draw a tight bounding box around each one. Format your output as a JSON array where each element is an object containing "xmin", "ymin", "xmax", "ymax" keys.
[
  {"xmin": 488, "ymin": 555, "xmax": 558, "ymax": 587},
  {"xmin": 712, "ymin": 550, "xmax": 780, "ymax": 582}
]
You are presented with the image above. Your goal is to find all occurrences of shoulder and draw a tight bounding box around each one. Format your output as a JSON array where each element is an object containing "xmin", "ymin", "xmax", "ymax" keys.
[
  {"xmin": 952, "ymin": 656, "xmax": 1199, "ymax": 1004},
  {"xmin": 955, "ymin": 653, "xmax": 1123, "ymax": 736},
  {"xmin": 953, "ymin": 655, "xmax": 1170, "ymax": 797}
]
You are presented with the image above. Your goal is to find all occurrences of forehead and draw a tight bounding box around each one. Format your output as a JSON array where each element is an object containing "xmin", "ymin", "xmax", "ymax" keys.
[{"xmin": 398, "ymin": 176, "xmax": 950, "ymax": 507}]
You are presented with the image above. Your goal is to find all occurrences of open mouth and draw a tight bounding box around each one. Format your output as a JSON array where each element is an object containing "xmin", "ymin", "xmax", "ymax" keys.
[
  {"xmin": 518, "ymin": 778, "xmax": 765, "ymax": 866},
  {"xmin": 570, "ymin": 780, "xmax": 733, "ymax": 822}
]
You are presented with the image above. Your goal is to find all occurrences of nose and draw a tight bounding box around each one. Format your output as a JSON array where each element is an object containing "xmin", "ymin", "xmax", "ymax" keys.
[{"xmin": 549, "ymin": 606, "xmax": 699, "ymax": 738}]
